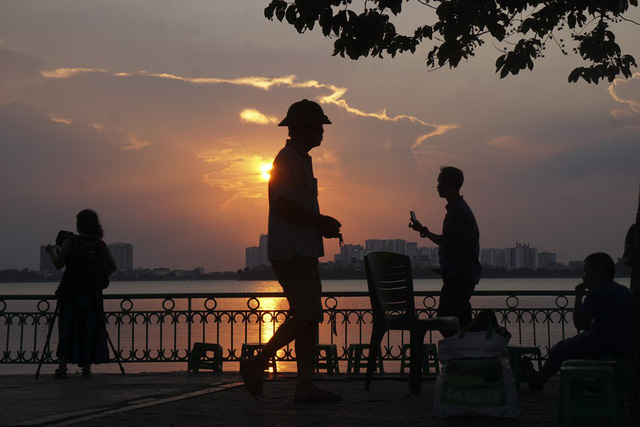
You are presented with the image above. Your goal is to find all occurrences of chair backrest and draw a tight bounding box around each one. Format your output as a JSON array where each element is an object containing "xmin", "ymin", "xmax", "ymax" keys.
[{"xmin": 365, "ymin": 251, "xmax": 416, "ymax": 322}]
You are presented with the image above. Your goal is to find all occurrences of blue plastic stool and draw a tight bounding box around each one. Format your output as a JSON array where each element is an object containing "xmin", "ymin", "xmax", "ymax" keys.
[
  {"xmin": 346, "ymin": 344, "xmax": 383, "ymax": 374},
  {"xmin": 315, "ymin": 344, "xmax": 340, "ymax": 374},
  {"xmin": 399, "ymin": 343, "xmax": 440, "ymax": 375},
  {"xmin": 507, "ymin": 344, "xmax": 542, "ymax": 391},
  {"xmin": 559, "ymin": 362, "xmax": 622, "ymax": 427},
  {"xmin": 188, "ymin": 342, "xmax": 223, "ymax": 372}
]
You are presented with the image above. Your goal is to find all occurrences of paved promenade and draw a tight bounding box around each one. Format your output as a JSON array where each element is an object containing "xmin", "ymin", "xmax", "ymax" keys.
[{"xmin": 0, "ymin": 368, "xmax": 631, "ymax": 426}]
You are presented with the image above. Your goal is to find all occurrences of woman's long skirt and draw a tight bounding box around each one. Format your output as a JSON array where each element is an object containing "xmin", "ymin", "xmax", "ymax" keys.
[{"xmin": 57, "ymin": 292, "xmax": 109, "ymax": 367}]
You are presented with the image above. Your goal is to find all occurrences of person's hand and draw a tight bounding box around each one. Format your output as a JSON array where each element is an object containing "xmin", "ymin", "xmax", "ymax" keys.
[
  {"xmin": 320, "ymin": 215, "xmax": 342, "ymax": 239},
  {"xmin": 409, "ymin": 219, "xmax": 428, "ymax": 235},
  {"xmin": 45, "ymin": 244, "xmax": 54, "ymax": 255},
  {"xmin": 575, "ymin": 283, "xmax": 588, "ymax": 296}
]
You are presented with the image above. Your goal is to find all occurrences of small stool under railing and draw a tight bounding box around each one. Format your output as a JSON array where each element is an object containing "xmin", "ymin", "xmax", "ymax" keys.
[
  {"xmin": 399, "ymin": 343, "xmax": 440, "ymax": 375},
  {"xmin": 188, "ymin": 342, "xmax": 223, "ymax": 372},
  {"xmin": 507, "ymin": 344, "xmax": 542, "ymax": 391},
  {"xmin": 314, "ymin": 344, "xmax": 340, "ymax": 374},
  {"xmin": 346, "ymin": 344, "xmax": 384, "ymax": 375}
]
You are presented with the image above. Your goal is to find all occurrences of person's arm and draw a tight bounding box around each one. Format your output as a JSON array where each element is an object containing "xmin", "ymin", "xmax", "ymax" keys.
[
  {"xmin": 45, "ymin": 239, "xmax": 72, "ymax": 270},
  {"xmin": 573, "ymin": 283, "xmax": 593, "ymax": 331},
  {"xmin": 409, "ymin": 217, "xmax": 442, "ymax": 246},
  {"xmin": 102, "ymin": 241, "xmax": 118, "ymax": 276},
  {"xmin": 622, "ymin": 244, "xmax": 633, "ymax": 267},
  {"xmin": 276, "ymin": 197, "xmax": 341, "ymax": 238}
]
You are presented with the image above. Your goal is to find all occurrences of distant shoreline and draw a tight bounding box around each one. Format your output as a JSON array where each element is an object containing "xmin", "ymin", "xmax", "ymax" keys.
[{"xmin": 1, "ymin": 260, "xmax": 632, "ymax": 283}]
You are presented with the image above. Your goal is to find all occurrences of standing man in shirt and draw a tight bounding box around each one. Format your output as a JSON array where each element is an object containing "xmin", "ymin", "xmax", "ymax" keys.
[
  {"xmin": 241, "ymin": 99, "xmax": 342, "ymax": 404},
  {"xmin": 409, "ymin": 166, "xmax": 481, "ymax": 335}
]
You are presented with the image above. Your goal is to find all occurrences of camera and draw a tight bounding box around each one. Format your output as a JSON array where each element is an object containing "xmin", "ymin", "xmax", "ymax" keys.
[{"xmin": 55, "ymin": 230, "xmax": 74, "ymax": 247}]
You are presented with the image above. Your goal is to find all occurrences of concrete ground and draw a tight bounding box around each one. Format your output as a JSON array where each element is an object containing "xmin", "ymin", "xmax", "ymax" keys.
[{"xmin": 0, "ymin": 369, "xmax": 631, "ymax": 426}]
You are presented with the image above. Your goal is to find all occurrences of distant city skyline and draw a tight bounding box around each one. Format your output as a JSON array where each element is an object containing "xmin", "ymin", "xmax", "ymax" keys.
[{"xmin": 245, "ymin": 234, "xmax": 562, "ymax": 271}]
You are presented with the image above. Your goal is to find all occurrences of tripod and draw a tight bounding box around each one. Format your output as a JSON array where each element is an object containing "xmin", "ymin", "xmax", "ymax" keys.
[{"xmin": 35, "ymin": 301, "xmax": 125, "ymax": 379}]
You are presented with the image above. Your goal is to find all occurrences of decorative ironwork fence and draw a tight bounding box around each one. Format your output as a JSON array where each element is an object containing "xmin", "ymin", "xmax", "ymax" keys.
[{"xmin": 0, "ymin": 291, "xmax": 575, "ymax": 369}]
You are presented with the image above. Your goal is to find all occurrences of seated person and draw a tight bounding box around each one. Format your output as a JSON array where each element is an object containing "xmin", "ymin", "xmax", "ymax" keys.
[{"xmin": 524, "ymin": 252, "xmax": 634, "ymax": 389}]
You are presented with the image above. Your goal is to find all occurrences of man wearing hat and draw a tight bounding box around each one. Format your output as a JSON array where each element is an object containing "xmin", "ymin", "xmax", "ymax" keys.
[{"xmin": 241, "ymin": 99, "xmax": 342, "ymax": 404}]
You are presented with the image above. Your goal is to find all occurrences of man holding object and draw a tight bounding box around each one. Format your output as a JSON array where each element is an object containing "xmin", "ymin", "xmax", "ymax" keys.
[
  {"xmin": 241, "ymin": 99, "xmax": 342, "ymax": 404},
  {"xmin": 409, "ymin": 166, "xmax": 481, "ymax": 335}
]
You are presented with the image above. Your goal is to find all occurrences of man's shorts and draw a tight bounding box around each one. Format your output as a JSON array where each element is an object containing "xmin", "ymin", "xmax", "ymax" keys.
[{"xmin": 271, "ymin": 257, "xmax": 323, "ymax": 323}]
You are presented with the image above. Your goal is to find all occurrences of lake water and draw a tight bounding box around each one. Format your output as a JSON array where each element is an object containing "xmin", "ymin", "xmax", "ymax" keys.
[
  {"xmin": 3, "ymin": 276, "xmax": 629, "ymax": 295},
  {"xmin": 0, "ymin": 278, "xmax": 631, "ymax": 376}
]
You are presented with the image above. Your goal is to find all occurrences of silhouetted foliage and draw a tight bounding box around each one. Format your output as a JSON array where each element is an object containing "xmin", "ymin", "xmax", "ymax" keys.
[{"xmin": 264, "ymin": 0, "xmax": 638, "ymax": 83}]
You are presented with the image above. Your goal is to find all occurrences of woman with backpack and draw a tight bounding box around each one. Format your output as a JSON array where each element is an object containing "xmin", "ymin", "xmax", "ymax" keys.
[{"xmin": 45, "ymin": 209, "xmax": 117, "ymax": 378}]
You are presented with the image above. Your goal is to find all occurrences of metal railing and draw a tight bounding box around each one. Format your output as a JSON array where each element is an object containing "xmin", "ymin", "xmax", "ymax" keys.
[{"xmin": 0, "ymin": 291, "xmax": 575, "ymax": 367}]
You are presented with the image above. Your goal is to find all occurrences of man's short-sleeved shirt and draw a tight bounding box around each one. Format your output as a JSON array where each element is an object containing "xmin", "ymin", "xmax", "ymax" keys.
[
  {"xmin": 580, "ymin": 280, "xmax": 634, "ymax": 354},
  {"xmin": 268, "ymin": 142, "xmax": 324, "ymax": 261},
  {"xmin": 438, "ymin": 196, "xmax": 481, "ymax": 283}
]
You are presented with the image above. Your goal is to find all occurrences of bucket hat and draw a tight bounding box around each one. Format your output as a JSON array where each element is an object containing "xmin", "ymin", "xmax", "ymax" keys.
[{"xmin": 278, "ymin": 99, "xmax": 332, "ymax": 127}]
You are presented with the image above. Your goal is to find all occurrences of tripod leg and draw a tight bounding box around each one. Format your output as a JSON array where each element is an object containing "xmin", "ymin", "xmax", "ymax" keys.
[
  {"xmin": 35, "ymin": 303, "xmax": 58, "ymax": 380},
  {"xmin": 105, "ymin": 328, "xmax": 125, "ymax": 374}
]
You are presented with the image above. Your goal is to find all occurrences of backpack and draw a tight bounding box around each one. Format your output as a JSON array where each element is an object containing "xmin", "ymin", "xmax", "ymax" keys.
[{"xmin": 68, "ymin": 236, "xmax": 111, "ymax": 291}]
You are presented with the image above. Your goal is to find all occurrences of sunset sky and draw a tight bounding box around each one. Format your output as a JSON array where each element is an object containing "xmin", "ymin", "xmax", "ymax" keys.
[{"xmin": 1, "ymin": 1, "xmax": 639, "ymax": 272}]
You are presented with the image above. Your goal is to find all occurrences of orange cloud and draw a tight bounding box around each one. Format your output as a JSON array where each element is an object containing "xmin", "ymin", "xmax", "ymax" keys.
[
  {"xmin": 193, "ymin": 141, "xmax": 273, "ymax": 206},
  {"xmin": 121, "ymin": 135, "xmax": 151, "ymax": 151},
  {"xmin": 239, "ymin": 108, "xmax": 279, "ymax": 125},
  {"xmin": 41, "ymin": 68, "xmax": 456, "ymax": 139},
  {"xmin": 411, "ymin": 124, "xmax": 461, "ymax": 151},
  {"xmin": 41, "ymin": 68, "xmax": 107, "ymax": 78},
  {"xmin": 50, "ymin": 116, "xmax": 73, "ymax": 124}
]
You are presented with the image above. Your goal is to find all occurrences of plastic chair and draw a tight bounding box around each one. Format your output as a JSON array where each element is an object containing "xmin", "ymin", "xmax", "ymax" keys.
[{"xmin": 364, "ymin": 251, "xmax": 459, "ymax": 394}]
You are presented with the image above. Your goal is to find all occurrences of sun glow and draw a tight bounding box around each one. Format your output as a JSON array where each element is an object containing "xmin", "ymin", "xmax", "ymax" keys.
[{"xmin": 260, "ymin": 163, "xmax": 272, "ymax": 181}]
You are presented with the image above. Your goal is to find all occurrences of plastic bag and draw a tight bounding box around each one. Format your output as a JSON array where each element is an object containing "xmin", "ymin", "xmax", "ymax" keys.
[{"xmin": 434, "ymin": 310, "xmax": 518, "ymax": 418}]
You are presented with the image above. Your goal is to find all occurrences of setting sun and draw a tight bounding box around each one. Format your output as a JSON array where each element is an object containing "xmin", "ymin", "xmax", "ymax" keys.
[{"xmin": 260, "ymin": 163, "xmax": 272, "ymax": 181}]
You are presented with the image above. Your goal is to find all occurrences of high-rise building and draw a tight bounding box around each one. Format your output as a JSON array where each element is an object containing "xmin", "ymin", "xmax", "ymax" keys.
[
  {"xmin": 406, "ymin": 242, "xmax": 418, "ymax": 260},
  {"xmin": 334, "ymin": 244, "xmax": 364, "ymax": 266},
  {"xmin": 509, "ymin": 242, "xmax": 538, "ymax": 270},
  {"xmin": 365, "ymin": 239, "xmax": 387, "ymax": 253},
  {"xmin": 258, "ymin": 234, "xmax": 268, "ymax": 267},
  {"xmin": 245, "ymin": 234, "xmax": 269, "ymax": 269},
  {"xmin": 417, "ymin": 247, "xmax": 439, "ymax": 268},
  {"xmin": 538, "ymin": 251, "xmax": 557, "ymax": 269},
  {"xmin": 364, "ymin": 239, "xmax": 414, "ymax": 256},
  {"xmin": 480, "ymin": 248, "xmax": 510, "ymax": 269},
  {"xmin": 109, "ymin": 242, "xmax": 134, "ymax": 270},
  {"xmin": 245, "ymin": 246, "xmax": 260, "ymax": 269}
]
